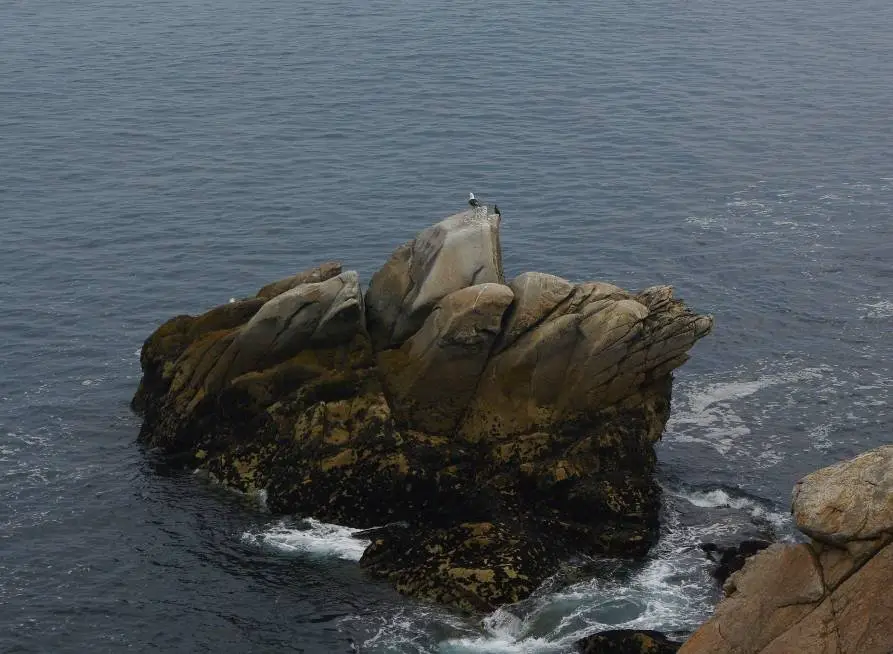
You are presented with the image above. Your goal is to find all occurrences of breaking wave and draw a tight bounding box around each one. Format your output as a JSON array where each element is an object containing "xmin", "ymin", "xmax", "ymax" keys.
[{"xmin": 241, "ymin": 518, "xmax": 371, "ymax": 561}]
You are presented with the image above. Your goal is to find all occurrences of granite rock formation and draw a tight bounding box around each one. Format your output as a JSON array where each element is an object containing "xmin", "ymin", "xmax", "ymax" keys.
[
  {"xmin": 680, "ymin": 445, "xmax": 893, "ymax": 654},
  {"xmin": 133, "ymin": 207, "xmax": 713, "ymax": 612}
]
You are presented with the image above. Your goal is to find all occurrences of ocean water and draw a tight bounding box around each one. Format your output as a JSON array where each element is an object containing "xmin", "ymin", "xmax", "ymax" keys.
[{"xmin": 2, "ymin": 0, "xmax": 891, "ymax": 651}]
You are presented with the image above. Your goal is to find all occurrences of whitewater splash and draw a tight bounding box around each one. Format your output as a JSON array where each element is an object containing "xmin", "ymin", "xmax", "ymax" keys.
[
  {"xmin": 337, "ymin": 489, "xmax": 729, "ymax": 654},
  {"xmin": 438, "ymin": 500, "xmax": 726, "ymax": 653},
  {"xmin": 669, "ymin": 487, "xmax": 791, "ymax": 534},
  {"xmin": 861, "ymin": 298, "xmax": 893, "ymax": 319},
  {"xmin": 241, "ymin": 518, "xmax": 372, "ymax": 561},
  {"xmin": 664, "ymin": 361, "xmax": 856, "ymax": 462}
]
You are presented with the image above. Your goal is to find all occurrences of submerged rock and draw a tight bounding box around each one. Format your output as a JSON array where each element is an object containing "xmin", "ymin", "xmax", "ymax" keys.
[
  {"xmin": 700, "ymin": 538, "xmax": 771, "ymax": 585},
  {"xmin": 680, "ymin": 445, "xmax": 893, "ymax": 654},
  {"xmin": 576, "ymin": 629, "xmax": 681, "ymax": 653},
  {"xmin": 134, "ymin": 208, "xmax": 712, "ymax": 612}
]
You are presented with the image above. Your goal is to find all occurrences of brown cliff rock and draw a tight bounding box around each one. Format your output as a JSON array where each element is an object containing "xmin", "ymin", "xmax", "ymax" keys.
[
  {"xmin": 679, "ymin": 444, "xmax": 893, "ymax": 654},
  {"xmin": 793, "ymin": 446, "xmax": 893, "ymax": 546}
]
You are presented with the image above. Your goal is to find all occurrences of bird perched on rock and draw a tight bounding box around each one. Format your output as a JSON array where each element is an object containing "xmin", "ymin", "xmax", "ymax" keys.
[
  {"xmin": 493, "ymin": 204, "xmax": 501, "ymax": 216},
  {"xmin": 468, "ymin": 192, "xmax": 481, "ymax": 208}
]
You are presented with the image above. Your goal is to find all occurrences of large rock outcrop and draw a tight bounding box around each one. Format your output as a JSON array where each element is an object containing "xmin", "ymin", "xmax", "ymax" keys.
[
  {"xmin": 680, "ymin": 445, "xmax": 893, "ymax": 654},
  {"xmin": 134, "ymin": 207, "xmax": 712, "ymax": 612}
]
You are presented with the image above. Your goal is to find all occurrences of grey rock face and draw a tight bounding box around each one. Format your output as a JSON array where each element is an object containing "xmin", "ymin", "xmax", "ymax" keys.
[
  {"xmin": 365, "ymin": 209, "xmax": 503, "ymax": 350},
  {"xmin": 205, "ymin": 271, "xmax": 364, "ymax": 394}
]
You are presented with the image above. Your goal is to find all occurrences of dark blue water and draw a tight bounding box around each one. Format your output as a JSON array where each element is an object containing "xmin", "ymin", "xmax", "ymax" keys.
[{"xmin": 2, "ymin": 0, "xmax": 891, "ymax": 651}]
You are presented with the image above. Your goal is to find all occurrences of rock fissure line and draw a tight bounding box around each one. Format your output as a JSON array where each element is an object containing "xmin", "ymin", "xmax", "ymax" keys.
[
  {"xmin": 453, "ymin": 284, "xmax": 521, "ymax": 442},
  {"xmin": 469, "ymin": 263, "xmax": 487, "ymax": 287},
  {"xmin": 270, "ymin": 300, "xmax": 315, "ymax": 350},
  {"xmin": 826, "ymin": 580, "xmax": 844, "ymax": 654},
  {"xmin": 180, "ymin": 336, "xmax": 224, "ymax": 395}
]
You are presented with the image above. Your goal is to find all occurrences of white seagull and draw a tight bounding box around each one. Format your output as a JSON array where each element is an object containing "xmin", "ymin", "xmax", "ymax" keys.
[{"xmin": 468, "ymin": 192, "xmax": 481, "ymax": 208}]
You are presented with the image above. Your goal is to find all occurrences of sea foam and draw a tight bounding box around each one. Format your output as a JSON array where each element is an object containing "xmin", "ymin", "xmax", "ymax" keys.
[{"xmin": 241, "ymin": 518, "xmax": 371, "ymax": 561}]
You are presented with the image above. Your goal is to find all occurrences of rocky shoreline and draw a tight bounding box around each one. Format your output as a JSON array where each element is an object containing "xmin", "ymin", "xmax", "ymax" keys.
[
  {"xmin": 678, "ymin": 444, "xmax": 893, "ymax": 654},
  {"xmin": 132, "ymin": 207, "xmax": 713, "ymax": 612},
  {"xmin": 573, "ymin": 445, "xmax": 893, "ymax": 654}
]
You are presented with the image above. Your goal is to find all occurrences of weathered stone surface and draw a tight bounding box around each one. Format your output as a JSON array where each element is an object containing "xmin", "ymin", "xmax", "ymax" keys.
[
  {"xmin": 793, "ymin": 444, "xmax": 893, "ymax": 546},
  {"xmin": 682, "ymin": 544, "xmax": 826, "ymax": 654},
  {"xmin": 192, "ymin": 271, "xmax": 363, "ymax": 404},
  {"xmin": 255, "ymin": 261, "xmax": 342, "ymax": 300},
  {"xmin": 576, "ymin": 630, "xmax": 681, "ymax": 654},
  {"xmin": 680, "ymin": 445, "xmax": 893, "ymax": 654},
  {"xmin": 365, "ymin": 209, "xmax": 503, "ymax": 350},
  {"xmin": 137, "ymin": 271, "xmax": 365, "ymax": 452},
  {"xmin": 496, "ymin": 272, "xmax": 574, "ymax": 351},
  {"xmin": 131, "ymin": 297, "xmax": 266, "ymax": 415},
  {"xmin": 378, "ymin": 283, "xmax": 514, "ymax": 435},
  {"xmin": 757, "ymin": 597, "xmax": 839, "ymax": 654},
  {"xmin": 460, "ymin": 282, "xmax": 712, "ymax": 443},
  {"xmin": 134, "ymin": 208, "xmax": 712, "ymax": 613},
  {"xmin": 756, "ymin": 542, "xmax": 893, "ymax": 654},
  {"xmin": 235, "ymin": 270, "xmax": 362, "ymax": 359},
  {"xmin": 829, "ymin": 541, "xmax": 893, "ymax": 654}
]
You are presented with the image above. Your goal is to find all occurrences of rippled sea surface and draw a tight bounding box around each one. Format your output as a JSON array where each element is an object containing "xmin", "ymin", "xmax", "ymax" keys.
[{"xmin": 2, "ymin": 0, "xmax": 891, "ymax": 651}]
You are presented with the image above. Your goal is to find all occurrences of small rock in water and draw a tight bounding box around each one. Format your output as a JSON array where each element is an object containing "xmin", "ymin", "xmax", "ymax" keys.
[
  {"xmin": 700, "ymin": 538, "xmax": 771, "ymax": 585},
  {"xmin": 576, "ymin": 629, "xmax": 681, "ymax": 653},
  {"xmin": 350, "ymin": 521, "xmax": 409, "ymax": 540}
]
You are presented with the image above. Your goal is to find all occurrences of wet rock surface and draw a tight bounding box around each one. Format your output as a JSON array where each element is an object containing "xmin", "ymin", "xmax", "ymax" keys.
[
  {"xmin": 680, "ymin": 444, "xmax": 893, "ymax": 654},
  {"xmin": 134, "ymin": 208, "xmax": 713, "ymax": 612},
  {"xmin": 576, "ymin": 629, "xmax": 681, "ymax": 653},
  {"xmin": 700, "ymin": 539, "xmax": 772, "ymax": 585}
]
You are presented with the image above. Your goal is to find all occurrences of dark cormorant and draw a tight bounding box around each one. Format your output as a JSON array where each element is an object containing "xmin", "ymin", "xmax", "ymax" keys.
[{"xmin": 493, "ymin": 204, "xmax": 501, "ymax": 216}]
